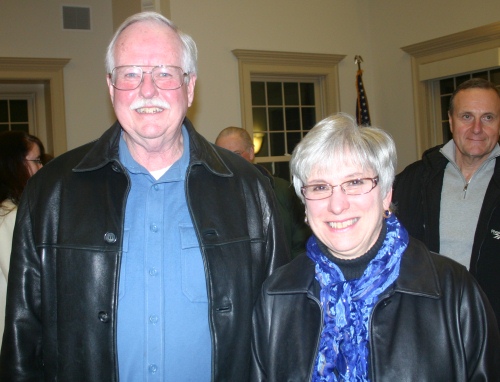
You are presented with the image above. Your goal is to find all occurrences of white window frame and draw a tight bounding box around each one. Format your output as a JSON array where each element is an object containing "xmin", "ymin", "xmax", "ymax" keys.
[
  {"xmin": 0, "ymin": 57, "xmax": 69, "ymax": 155},
  {"xmin": 232, "ymin": 49, "xmax": 345, "ymax": 163}
]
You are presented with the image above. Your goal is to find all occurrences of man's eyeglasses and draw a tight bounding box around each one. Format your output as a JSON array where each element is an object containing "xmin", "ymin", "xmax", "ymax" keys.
[
  {"xmin": 109, "ymin": 65, "xmax": 189, "ymax": 91},
  {"xmin": 301, "ymin": 176, "xmax": 379, "ymax": 200},
  {"xmin": 25, "ymin": 159, "xmax": 43, "ymax": 165}
]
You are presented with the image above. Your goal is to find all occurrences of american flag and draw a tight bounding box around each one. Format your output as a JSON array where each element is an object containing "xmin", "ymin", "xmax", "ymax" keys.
[{"xmin": 356, "ymin": 69, "xmax": 371, "ymax": 126}]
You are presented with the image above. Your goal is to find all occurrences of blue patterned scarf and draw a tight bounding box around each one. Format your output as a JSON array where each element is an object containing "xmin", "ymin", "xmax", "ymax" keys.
[{"xmin": 307, "ymin": 214, "xmax": 408, "ymax": 382}]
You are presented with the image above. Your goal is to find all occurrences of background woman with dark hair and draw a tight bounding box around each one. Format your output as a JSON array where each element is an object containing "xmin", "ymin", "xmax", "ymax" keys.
[{"xmin": 0, "ymin": 130, "xmax": 44, "ymax": 348}]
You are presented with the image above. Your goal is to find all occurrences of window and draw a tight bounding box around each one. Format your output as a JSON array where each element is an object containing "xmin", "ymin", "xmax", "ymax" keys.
[
  {"xmin": 401, "ymin": 22, "xmax": 500, "ymax": 156},
  {"xmin": 0, "ymin": 97, "xmax": 33, "ymax": 133},
  {"xmin": 233, "ymin": 49, "xmax": 345, "ymax": 180},
  {"xmin": 0, "ymin": 57, "xmax": 70, "ymax": 156},
  {"xmin": 251, "ymin": 78, "xmax": 320, "ymax": 180}
]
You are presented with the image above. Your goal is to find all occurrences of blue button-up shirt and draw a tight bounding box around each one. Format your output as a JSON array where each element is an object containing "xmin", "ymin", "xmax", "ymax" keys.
[{"xmin": 117, "ymin": 127, "xmax": 211, "ymax": 381}]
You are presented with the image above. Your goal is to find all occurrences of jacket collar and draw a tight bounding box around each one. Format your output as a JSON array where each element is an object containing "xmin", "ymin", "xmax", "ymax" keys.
[
  {"xmin": 73, "ymin": 118, "xmax": 233, "ymax": 177},
  {"xmin": 267, "ymin": 238, "xmax": 441, "ymax": 299},
  {"xmin": 421, "ymin": 144, "xmax": 449, "ymax": 178}
]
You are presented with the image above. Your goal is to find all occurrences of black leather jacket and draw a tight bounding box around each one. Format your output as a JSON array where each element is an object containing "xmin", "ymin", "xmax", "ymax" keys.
[
  {"xmin": 0, "ymin": 119, "xmax": 289, "ymax": 381},
  {"xmin": 251, "ymin": 238, "xmax": 500, "ymax": 381},
  {"xmin": 393, "ymin": 144, "xmax": 500, "ymax": 330}
]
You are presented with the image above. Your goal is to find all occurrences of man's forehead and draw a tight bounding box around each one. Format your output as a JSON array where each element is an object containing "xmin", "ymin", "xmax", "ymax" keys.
[
  {"xmin": 115, "ymin": 21, "xmax": 183, "ymax": 58},
  {"xmin": 218, "ymin": 135, "xmax": 245, "ymax": 150},
  {"xmin": 455, "ymin": 88, "xmax": 500, "ymax": 108}
]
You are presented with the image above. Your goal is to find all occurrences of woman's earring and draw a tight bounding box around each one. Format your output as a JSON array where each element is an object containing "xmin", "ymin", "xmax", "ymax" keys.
[{"xmin": 383, "ymin": 209, "xmax": 392, "ymax": 219}]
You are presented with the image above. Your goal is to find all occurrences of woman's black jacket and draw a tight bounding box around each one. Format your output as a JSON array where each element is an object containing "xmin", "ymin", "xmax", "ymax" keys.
[{"xmin": 251, "ymin": 238, "xmax": 500, "ymax": 381}]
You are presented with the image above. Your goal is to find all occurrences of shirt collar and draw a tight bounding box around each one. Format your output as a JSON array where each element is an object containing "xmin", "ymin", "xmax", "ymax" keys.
[{"xmin": 119, "ymin": 125, "xmax": 190, "ymax": 181}]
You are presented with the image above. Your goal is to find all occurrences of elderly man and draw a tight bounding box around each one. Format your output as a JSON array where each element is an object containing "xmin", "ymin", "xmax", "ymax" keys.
[
  {"xmin": 393, "ymin": 78, "xmax": 500, "ymax": 329},
  {"xmin": 216, "ymin": 127, "xmax": 311, "ymax": 258},
  {"xmin": 0, "ymin": 12, "xmax": 288, "ymax": 381}
]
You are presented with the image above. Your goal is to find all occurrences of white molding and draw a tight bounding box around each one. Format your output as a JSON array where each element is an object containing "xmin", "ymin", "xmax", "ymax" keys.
[{"xmin": 0, "ymin": 57, "xmax": 70, "ymax": 155}]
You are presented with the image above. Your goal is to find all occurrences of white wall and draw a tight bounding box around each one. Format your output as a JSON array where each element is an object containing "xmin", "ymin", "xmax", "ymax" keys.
[
  {"xmin": 172, "ymin": 0, "xmax": 500, "ymax": 170},
  {"xmin": 2, "ymin": 0, "xmax": 500, "ymax": 170},
  {"xmin": 1, "ymin": 0, "xmax": 114, "ymax": 148},
  {"xmin": 171, "ymin": 0, "xmax": 369, "ymax": 143}
]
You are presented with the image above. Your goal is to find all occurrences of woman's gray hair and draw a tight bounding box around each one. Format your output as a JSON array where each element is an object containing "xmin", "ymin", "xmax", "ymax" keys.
[
  {"xmin": 290, "ymin": 113, "xmax": 396, "ymax": 203},
  {"xmin": 105, "ymin": 11, "xmax": 198, "ymax": 80}
]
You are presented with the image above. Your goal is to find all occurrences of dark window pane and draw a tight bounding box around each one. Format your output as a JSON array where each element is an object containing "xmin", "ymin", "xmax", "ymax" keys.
[
  {"xmin": 255, "ymin": 132, "xmax": 269, "ymax": 157},
  {"xmin": 267, "ymin": 82, "xmax": 283, "ymax": 105},
  {"xmin": 268, "ymin": 108, "xmax": 284, "ymax": 131},
  {"xmin": 285, "ymin": 108, "xmax": 300, "ymax": 131},
  {"xmin": 12, "ymin": 124, "xmax": 29, "ymax": 132},
  {"xmin": 274, "ymin": 162, "xmax": 290, "ymax": 181},
  {"xmin": 301, "ymin": 108, "xmax": 316, "ymax": 130},
  {"xmin": 10, "ymin": 100, "xmax": 28, "ymax": 122},
  {"xmin": 286, "ymin": 132, "xmax": 302, "ymax": 154},
  {"xmin": 269, "ymin": 132, "xmax": 285, "ymax": 156},
  {"xmin": 490, "ymin": 68, "xmax": 500, "ymax": 86},
  {"xmin": 472, "ymin": 71, "xmax": 488, "ymax": 80},
  {"xmin": 284, "ymin": 82, "xmax": 299, "ymax": 105},
  {"xmin": 252, "ymin": 107, "xmax": 268, "ymax": 133},
  {"xmin": 440, "ymin": 78, "xmax": 455, "ymax": 94},
  {"xmin": 0, "ymin": 100, "xmax": 8, "ymax": 122},
  {"xmin": 441, "ymin": 95, "xmax": 451, "ymax": 119},
  {"xmin": 251, "ymin": 82, "xmax": 266, "ymax": 105},
  {"xmin": 300, "ymin": 83, "xmax": 315, "ymax": 105},
  {"xmin": 456, "ymin": 74, "xmax": 471, "ymax": 87},
  {"xmin": 442, "ymin": 121, "xmax": 451, "ymax": 143},
  {"xmin": 0, "ymin": 124, "xmax": 8, "ymax": 133}
]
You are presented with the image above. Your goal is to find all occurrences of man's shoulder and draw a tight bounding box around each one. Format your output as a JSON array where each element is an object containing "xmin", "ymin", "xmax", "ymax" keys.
[
  {"xmin": 29, "ymin": 124, "xmax": 121, "ymax": 189},
  {"xmin": 397, "ymin": 145, "xmax": 446, "ymax": 181},
  {"xmin": 39, "ymin": 139, "xmax": 103, "ymax": 178}
]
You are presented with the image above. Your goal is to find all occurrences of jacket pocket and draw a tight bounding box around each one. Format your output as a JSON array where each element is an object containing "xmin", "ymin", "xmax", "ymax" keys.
[{"xmin": 180, "ymin": 224, "xmax": 208, "ymax": 303}]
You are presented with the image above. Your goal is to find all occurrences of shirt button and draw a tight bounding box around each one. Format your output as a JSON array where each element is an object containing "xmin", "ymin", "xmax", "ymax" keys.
[
  {"xmin": 149, "ymin": 315, "xmax": 159, "ymax": 324},
  {"xmin": 148, "ymin": 364, "xmax": 158, "ymax": 374},
  {"xmin": 150, "ymin": 224, "xmax": 158, "ymax": 233},
  {"xmin": 153, "ymin": 184, "xmax": 159, "ymax": 191},
  {"xmin": 149, "ymin": 267, "xmax": 158, "ymax": 276}
]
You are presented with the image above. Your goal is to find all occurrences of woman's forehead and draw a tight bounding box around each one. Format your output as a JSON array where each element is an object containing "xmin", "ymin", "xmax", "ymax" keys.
[{"xmin": 309, "ymin": 158, "xmax": 371, "ymax": 178}]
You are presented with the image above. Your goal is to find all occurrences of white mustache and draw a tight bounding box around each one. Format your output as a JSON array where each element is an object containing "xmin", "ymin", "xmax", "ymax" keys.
[{"xmin": 130, "ymin": 98, "xmax": 171, "ymax": 110}]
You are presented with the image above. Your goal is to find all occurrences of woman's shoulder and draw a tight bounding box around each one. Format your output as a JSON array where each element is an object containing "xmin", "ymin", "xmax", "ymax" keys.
[
  {"xmin": 0, "ymin": 199, "xmax": 17, "ymax": 220},
  {"xmin": 264, "ymin": 253, "xmax": 316, "ymax": 294},
  {"xmin": 398, "ymin": 237, "xmax": 474, "ymax": 295}
]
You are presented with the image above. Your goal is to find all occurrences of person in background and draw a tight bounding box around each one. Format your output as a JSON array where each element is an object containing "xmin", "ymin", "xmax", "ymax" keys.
[
  {"xmin": 250, "ymin": 113, "xmax": 500, "ymax": 381},
  {"xmin": 0, "ymin": 12, "xmax": 287, "ymax": 381},
  {"xmin": 393, "ymin": 78, "xmax": 500, "ymax": 330},
  {"xmin": 0, "ymin": 130, "xmax": 44, "ymax": 350},
  {"xmin": 216, "ymin": 126, "xmax": 311, "ymax": 258}
]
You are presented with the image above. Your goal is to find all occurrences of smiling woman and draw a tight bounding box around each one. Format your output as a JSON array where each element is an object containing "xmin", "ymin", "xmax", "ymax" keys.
[{"xmin": 250, "ymin": 112, "xmax": 500, "ymax": 381}]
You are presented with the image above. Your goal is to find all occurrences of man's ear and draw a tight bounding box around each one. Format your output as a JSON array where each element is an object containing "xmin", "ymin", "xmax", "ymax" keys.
[
  {"xmin": 249, "ymin": 146, "xmax": 255, "ymax": 162},
  {"xmin": 187, "ymin": 74, "xmax": 197, "ymax": 107},
  {"xmin": 107, "ymin": 75, "xmax": 115, "ymax": 105}
]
